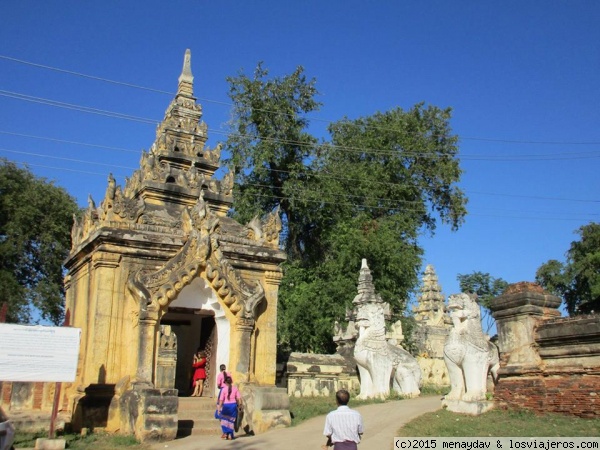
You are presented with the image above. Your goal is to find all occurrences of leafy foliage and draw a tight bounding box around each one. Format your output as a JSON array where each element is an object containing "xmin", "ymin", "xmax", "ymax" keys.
[
  {"xmin": 536, "ymin": 222, "xmax": 600, "ymax": 314},
  {"xmin": 225, "ymin": 65, "xmax": 467, "ymax": 353},
  {"xmin": 457, "ymin": 271, "xmax": 509, "ymax": 310},
  {"xmin": 0, "ymin": 159, "xmax": 78, "ymax": 324},
  {"xmin": 226, "ymin": 63, "xmax": 321, "ymax": 261},
  {"xmin": 457, "ymin": 271, "xmax": 509, "ymax": 333}
]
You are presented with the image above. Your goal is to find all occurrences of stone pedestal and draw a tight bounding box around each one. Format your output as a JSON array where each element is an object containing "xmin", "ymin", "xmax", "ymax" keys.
[
  {"xmin": 286, "ymin": 353, "xmax": 360, "ymax": 397},
  {"xmin": 490, "ymin": 282, "xmax": 561, "ymax": 372},
  {"xmin": 442, "ymin": 399, "xmax": 495, "ymax": 415},
  {"xmin": 240, "ymin": 384, "xmax": 291, "ymax": 435},
  {"xmin": 118, "ymin": 387, "xmax": 178, "ymax": 443},
  {"xmin": 35, "ymin": 438, "xmax": 66, "ymax": 450}
]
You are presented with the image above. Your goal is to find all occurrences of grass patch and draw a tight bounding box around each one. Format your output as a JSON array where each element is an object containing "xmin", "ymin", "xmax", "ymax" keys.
[
  {"xmin": 289, "ymin": 392, "xmax": 398, "ymax": 426},
  {"xmin": 13, "ymin": 430, "xmax": 150, "ymax": 449},
  {"xmin": 419, "ymin": 384, "xmax": 448, "ymax": 396},
  {"xmin": 398, "ymin": 408, "xmax": 600, "ymax": 437}
]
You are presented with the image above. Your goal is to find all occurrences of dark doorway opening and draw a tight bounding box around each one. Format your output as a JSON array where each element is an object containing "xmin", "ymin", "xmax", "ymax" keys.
[{"xmin": 160, "ymin": 311, "xmax": 216, "ymax": 397}]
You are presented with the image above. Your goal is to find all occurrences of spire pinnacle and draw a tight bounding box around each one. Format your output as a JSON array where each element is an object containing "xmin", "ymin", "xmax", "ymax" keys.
[{"xmin": 177, "ymin": 49, "xmax": 194, "ymax": 97}]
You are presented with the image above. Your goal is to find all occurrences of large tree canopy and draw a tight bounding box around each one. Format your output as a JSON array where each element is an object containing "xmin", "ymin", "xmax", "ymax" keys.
[
  {"xmin": 0, "ymin": 159, "xmax": 78, "ymax": 324},
  {"xmin": 536, "ymin": 222, "xmax": 600, "ymax": 315},
  {"xmin": 225, "ymin": 65, "xmax": 468, "ymax": 353},
  {"xmin": 226, "ymin": 63, "xmax": 321, "ymax": 262}
]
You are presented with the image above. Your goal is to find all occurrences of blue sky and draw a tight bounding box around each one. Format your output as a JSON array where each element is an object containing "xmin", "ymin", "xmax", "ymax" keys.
[{"xmin": 1, "ymin": 1, "xmax": 598, "ymax": 308}]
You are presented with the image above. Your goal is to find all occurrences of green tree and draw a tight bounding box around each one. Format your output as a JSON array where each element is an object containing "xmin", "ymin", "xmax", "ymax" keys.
[
  {"xmin": 457, "ymin": 271, "xmax": 509, "ymax": 333},
  {"xmin": 313, "ymin": 105, "xmax": 467, "ymax": 323},
  {"xmin": 225, "ymin": 62, "xmax": 321, "ymax": 262},
  {"xmin": 225, "ymin": 65, "xmax": 468, "ymax": 353},
  {"xmin": 536, "ymin": 222, "xmax": 600, "ymax": 315},
  {"xmin": 0, "ymin": 159, "xmax": 78, "ymax": 324}
]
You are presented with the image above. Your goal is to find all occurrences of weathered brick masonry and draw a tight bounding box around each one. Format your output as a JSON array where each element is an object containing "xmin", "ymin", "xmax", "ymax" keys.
[
  {"xmin": 491, "ymin": 283, "xmax": 600, "ymax": 417},
  {"xmin": 495, "ymin": 372, "xmax": 600, "ymax": 417}
]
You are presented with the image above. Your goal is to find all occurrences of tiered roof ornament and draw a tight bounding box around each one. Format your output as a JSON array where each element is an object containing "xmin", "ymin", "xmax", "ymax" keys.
[
  {"xmin": 413, "ymin": 264, "xmax": 451, "ymax": 327},
  {"xmin": 177, "ymin": 49, "xmax": 194, "ymax": 97},
  {"xmin": 353, "ymin": 259, "xmax": 388, "ymax": 312},
  {"xmin": 70, "ymin": 49, "xmax": 238, "ymax": 248},
  {"xmin": 411, "ymin": 264, "xmax": 452, "ymax": 362},
  {"xmin": 334, "ymin": 259, "xmax": 403, "ymax": 356}
]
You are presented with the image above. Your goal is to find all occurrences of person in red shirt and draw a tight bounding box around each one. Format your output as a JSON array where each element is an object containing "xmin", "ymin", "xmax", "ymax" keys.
[{"xmin": 191, "ymin": 350, "xmax": 207, "ymax": 397}]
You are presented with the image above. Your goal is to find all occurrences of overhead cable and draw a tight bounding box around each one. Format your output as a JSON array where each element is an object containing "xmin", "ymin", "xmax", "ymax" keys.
[
  {"xmin": 2, "ymin": 54, "xmax": 599, "ymax": 146},
  {"xmin": 2, "ymin": 88, "xmax": 599, "ymax": 161}
]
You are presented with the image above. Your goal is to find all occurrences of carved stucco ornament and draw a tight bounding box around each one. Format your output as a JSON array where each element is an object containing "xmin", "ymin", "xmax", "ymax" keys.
[
  {"xmin": 70, "ymin": 173, "xmax": 147, "ymax": 248},
  {"xmin": 245, "ymin": 205, "xmax": 282, "ymax": 249},
  {"xmin": 127, "ymin": 192, "xmax": 265, "ymax": 322}
]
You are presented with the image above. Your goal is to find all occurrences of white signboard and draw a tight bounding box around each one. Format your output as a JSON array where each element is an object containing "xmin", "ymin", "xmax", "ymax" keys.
[{"xmin": 0, "ymin": 324, "xmax": 81, "ymax": 382}]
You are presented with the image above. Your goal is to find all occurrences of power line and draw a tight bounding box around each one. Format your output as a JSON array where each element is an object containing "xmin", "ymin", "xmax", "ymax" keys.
[
  {"xmin": 2, "ymin": 57, "xmax": 596, "ymax": 225},
  {"xmin": 0, "ymin": 54, "xmax": 230, "ymax": 106},
  {"xmin": 5, "ymin": 149, "xmax": 598, "ymax": 217},
  {"xmin": 2, "ymin": 54, "xmax": 600, "ymax": 147},
  {"xmin": 243, "ymin": 182, "xmax": 425, "ymax": 206},
  {"xmin": 0, "ymin": 131, "xmax": 139, "ymax": 154},
  {"xmin": 461, "ymin": 136, "xmax": 600, "ymax": 146},
  {"xmin": 237, "ymin": 191, "xmax": 597, "ymax": 222},
  {"xmin": 5, "ymin": 157, "xmax": 596, "ymax": 222},
  {"xmin": 243, "ymin": 181, "xmax": 600, "ymax": 215},
  {"xmin": 2, "ymin": 88, "xmax": 600, "ymax": 161},
  {"xmin": 255, "ymin": 167, "xmax": 599, "ymax": 203},
  {"xmin": 3, "ymin": 133, "xmax": 597, "ymax": 203},
  {"xmin": 1, "ymin": 127, "xmax": 598, "ymax": 203},
  {"xmin": 213, "ymin": 128, "xmax": 600, "ymax": 160},
  {"xmin": 467, "ymin": 189, "xmax": 599, "ymax": 204},
  {"xmin": 0, "ymin": 148, "xmax": 138, "ymax": 170},
  {"xmin": 0, "ymin": 89, "xmax": 157, "ymax": 125},
  {"xmin": 10, "ymin": 160, "xmax": 119, "ymax": 177}
]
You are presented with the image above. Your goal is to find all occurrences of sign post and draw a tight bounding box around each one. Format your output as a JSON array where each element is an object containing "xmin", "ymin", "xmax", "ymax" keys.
[
  {"xmin": 49, "ymin": 310, "xmax": 71, "ymax": 439},
  {"xmin": 0, "ymin": 315, "xmax": 81, "ymax": 442}
]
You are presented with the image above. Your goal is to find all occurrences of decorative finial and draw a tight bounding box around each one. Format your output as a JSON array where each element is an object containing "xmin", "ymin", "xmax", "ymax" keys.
[
  {"xmin": 177, "ymin": 49, "xmax": 194, "ymax": 97},
  {"xmin": 354, "ymin": 258, "xmax": 380, "ymax": 304}
]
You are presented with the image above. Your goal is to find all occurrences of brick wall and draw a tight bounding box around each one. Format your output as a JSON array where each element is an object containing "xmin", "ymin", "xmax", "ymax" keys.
[
  {"xmin": 491, "ymin": 283, "xmax": 600, "ymax": 419},
  {"xmin": 0, "ymin": 380, "xmax": 55, "ymax": 412},
  {"xmin": 0, "ymin": 381, "xmax": 11, "ymax": 405},
  {"xmin": 495, "ymin": 373, "xmax": 600, "ymax": 418}
]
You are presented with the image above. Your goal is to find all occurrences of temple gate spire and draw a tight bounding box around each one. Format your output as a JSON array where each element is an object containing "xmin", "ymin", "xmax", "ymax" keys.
[{"xmin": 177, "ymin": 49, "xmax": 194, "ymax": 97}]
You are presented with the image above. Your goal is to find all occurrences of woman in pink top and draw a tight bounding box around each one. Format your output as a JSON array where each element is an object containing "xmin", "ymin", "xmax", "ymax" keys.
[
  {"xmin": 216, "ymin": 364, "xmax": 232, "ymax": 390},
  {"xmin": 217, "ymin": 376, "xmax": 241, "ymax": 440}
]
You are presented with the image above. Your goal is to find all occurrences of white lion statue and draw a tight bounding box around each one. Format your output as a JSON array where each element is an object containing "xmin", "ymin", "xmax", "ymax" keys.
[
  {"xmin": 443, "ymin": 293, "xmax": 499, "ymax": 403},
  {"xmin": 354, "ymin": 302, "xmax": 422, "ymax": 399}
]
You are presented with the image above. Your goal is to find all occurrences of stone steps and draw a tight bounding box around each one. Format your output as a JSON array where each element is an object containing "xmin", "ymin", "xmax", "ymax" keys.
[
  {"xmin": 177, "ymin": 396, "xmax": 221, "ymax": 436},
  {"xmin": 6, "ymin": 399, "xmax": 223, "ymax": 438}
]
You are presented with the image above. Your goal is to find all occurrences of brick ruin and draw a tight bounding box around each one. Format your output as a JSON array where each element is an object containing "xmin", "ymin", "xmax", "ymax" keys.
[{"xmin": 491, "ymin": 282, "xmax": 600, "ymax": 417}]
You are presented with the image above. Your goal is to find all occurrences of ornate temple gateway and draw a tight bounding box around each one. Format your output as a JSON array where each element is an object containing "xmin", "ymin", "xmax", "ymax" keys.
[{"xmin": 64, "ymin": 50, "xmax": 289, "ymax": 441}]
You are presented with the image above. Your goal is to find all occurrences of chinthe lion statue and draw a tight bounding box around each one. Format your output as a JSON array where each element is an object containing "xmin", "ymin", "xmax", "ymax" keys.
[
  {"xmin": 443, "ymin": 293, "xmax": 499, "ymax": 403},
  {"xmin": 354, "ymin": 302, "xmax": 421, "ymax": 399}
]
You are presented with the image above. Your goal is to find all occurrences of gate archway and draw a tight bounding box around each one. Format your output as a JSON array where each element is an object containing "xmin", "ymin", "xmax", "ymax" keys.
[{"xmin": 160, "ymin": 277, "xmax": 229, "ymax": 397}]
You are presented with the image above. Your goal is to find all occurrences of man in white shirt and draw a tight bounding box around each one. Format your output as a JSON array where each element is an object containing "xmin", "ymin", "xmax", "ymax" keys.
[{"xmin": 322, "ymin": 389, "xmax": 364, "ymax": 450}]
